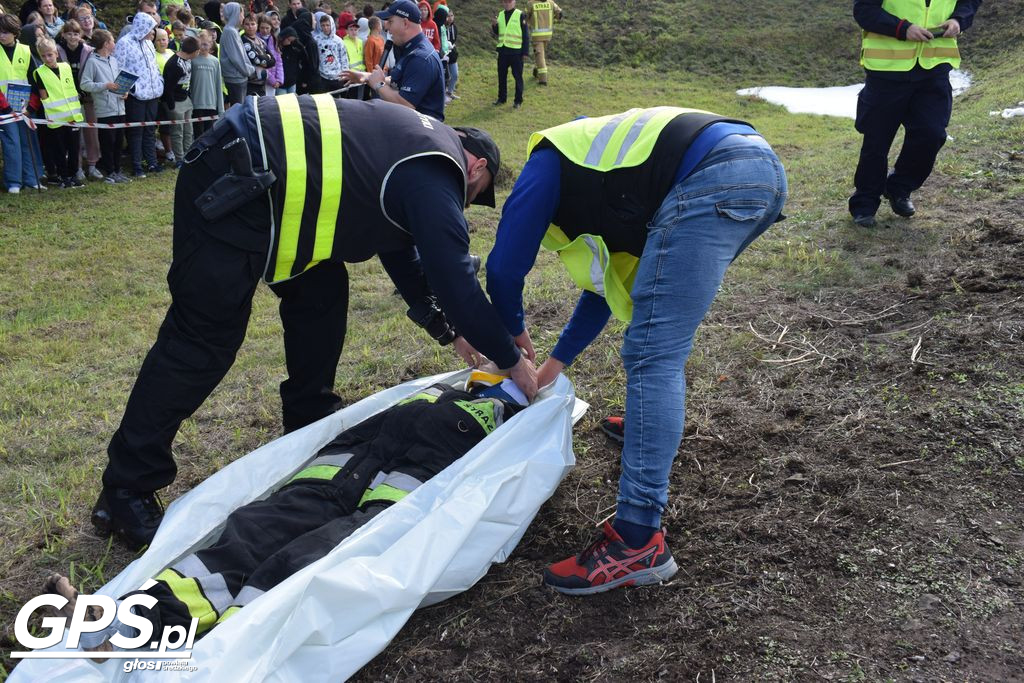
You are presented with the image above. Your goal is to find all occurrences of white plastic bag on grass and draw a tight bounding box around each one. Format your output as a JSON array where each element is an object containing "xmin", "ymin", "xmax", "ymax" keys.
[{"xmin": 11, "ymin": 370, "xmax": 584, "ymax": 682}]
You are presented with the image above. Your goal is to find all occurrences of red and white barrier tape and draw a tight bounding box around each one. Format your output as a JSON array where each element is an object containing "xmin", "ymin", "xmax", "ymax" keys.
[{"xmin": 0, "ymin": 111, "xmax": 222, "ymax": 128}]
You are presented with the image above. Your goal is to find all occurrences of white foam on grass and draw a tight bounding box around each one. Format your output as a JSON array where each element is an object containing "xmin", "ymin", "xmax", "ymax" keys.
[
  {"xmin": 990, "ymin": 101, "xmax": 1024, "ymax": 118},
  {"xmin": 737, "ymin": 70, "xmax": 972, "ymax": 119}
]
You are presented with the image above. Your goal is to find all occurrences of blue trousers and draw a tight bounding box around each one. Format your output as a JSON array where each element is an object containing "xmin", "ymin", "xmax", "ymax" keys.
[
  {"xmin": 0, "ymin": 120, "xmax": 41, "ymax": 189},
  {"xmin": 617, "ymin": 135, "xmax": 787, "ymax": 528},
  {"xmin": 849, "ymin": 71, "xmax": 952, "ymax": 216}
]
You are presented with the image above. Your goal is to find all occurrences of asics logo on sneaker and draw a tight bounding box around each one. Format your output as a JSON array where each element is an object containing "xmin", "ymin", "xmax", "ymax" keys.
[{"xmin": 586, "ymin": 544, "xmax": 659, "ymax": 583}]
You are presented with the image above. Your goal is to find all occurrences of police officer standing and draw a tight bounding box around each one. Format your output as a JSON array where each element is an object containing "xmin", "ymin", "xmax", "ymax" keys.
[
  {"xmin": 491, "ymin": 0, "xmax": 529, "ymax": 109},
  {"xmin": 849, "ymin": 0, "xmax": 981, "ymax": 227},
  {"xmin": 525, "ymin": 0, "xmax": 561, "ymax": 85},
  {"xmin": 342, "ymin": 0, "xmax": 446, "ymax": 121},
  {"xmin": 92, "ymin": 96, "xmax": 538, "ymax": 549}
]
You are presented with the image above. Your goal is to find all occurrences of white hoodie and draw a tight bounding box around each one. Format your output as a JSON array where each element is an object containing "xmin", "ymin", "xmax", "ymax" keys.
[
  {"xmin": 113, "ymin": 12, "xmax": 163, "ymax": 100},
  {"xmin": 313, "ymin": 12, "xmax": 347, "ymax": 81}
]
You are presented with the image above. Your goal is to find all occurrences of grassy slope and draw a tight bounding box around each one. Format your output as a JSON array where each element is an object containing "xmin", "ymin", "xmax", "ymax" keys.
[{"xmin": 2, "ymin": 0, "xmax": 1024, "ymax": 679}]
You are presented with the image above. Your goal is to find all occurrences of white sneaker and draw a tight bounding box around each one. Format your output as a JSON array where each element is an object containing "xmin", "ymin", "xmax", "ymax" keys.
[
  {"xmin": 75, "ymin": 168, "xmax": 86, "ymax": 182},
  {"xmin": 7, "ymin": 186, "xmax": 21, "ymax": 194},
  {"xmin": 165, "ymin": 152, "xmax": 176, "ymax": 163},
  {"xmin": 28, "ymin": 184, "xmax": 47, "ymax": 191},
  {"xmin": 88, "ymin": 167, "xmax": 104, "ymax": 180},
  {"xmin": 155, "ymin": 140, "xmax": 165, "ymax": 153}
]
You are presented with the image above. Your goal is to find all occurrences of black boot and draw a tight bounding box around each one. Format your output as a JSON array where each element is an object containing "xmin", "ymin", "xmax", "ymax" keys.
[
  {"xmin": 91, "ymin": 487, "xmax": 164, "ymax": 550},
  {"xmin": 884, "ymin": 191, "xmax": 915, "ymax": 217}
]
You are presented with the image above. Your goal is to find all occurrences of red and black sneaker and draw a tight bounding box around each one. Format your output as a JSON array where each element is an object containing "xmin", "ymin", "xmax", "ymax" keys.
[
  {"xmin": 543, "ymin": 521, "xmax": 678, "ymax": 595},
  {"xmin": 599, "ymin": 415, "xmax": 625, "ymax": 443}
]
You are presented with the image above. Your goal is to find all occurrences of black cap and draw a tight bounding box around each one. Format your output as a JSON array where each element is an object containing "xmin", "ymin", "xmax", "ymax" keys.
[{"xmin": 454, "ymin": 126, "xmax": 500, "ymax": 207}]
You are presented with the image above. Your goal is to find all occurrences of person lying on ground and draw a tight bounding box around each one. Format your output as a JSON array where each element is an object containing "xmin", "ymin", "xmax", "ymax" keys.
[{"xmin": 48, "ymin": 370, "xmax": 529, "ymax": 654}]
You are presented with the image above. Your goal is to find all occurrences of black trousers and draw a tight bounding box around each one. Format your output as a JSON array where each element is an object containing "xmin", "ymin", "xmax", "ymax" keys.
[
  {"xmin": 849, "ymin": 71, "xmax": 953, "ymax": 216},
  {"xmin": 96, "ymin": 115, "xmax": 125, "ymax": 175},
  {"xmin": 191, "ymin": 108, "xmax": 217, "ymax": 139},
  {"xmin": 138, "ymin": 485, "xmax": 387, "ymax": 634},
  {"xmin": 38, "ymin": 125, "xmax": 79, "ymax": 178},
  {"xmin": 496, "ymin": 48, "xmax": 524, "ymax": 104},
  {"xmin": 104, "ymin": 125, "xmax": 348, "ymax": 492},
  {"xmin": 125, "ymin": 96, "xmax": 158, "ymax": 173}
]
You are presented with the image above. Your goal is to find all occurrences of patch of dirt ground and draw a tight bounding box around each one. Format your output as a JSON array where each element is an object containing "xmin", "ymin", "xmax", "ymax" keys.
[
  {"xmin": 351, "ymin": 189, "xmax": 1024, "ymax": 679},
  {"xmin": 3, "ymin": 173, "xmax": 1022, "ymax": 682}
]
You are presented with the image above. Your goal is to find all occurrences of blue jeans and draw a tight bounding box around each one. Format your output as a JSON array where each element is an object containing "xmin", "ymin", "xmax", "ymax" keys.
[
  {"xmin": 275, "ymin": 85, "xmax": 297, "ymax": 95},
  {"xmin": 0, "ymin": 120, "xmax": 41, "ymax": 189},
  {"xmin": 617, "ymin": 135, "xmax": 787, "ymax": 528},
  {"xmin": 448, "ymin": 61, "xmax": 458, "ymax": 95}
]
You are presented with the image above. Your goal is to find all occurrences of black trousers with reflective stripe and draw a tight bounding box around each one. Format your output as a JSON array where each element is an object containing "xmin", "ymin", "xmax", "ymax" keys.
[
  {"xmin": 104, "ymin": 128, "xmax": 349, "ymax": 492},
  {"xmin": 136, "ymin": 483, "xmax": 386, "ymax": 632}
]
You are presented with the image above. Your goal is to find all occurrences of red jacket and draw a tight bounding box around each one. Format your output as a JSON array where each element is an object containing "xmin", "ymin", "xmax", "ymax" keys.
[{"xmin": 418, "ymin": 3, "xmax": 441, "ymax": 52}]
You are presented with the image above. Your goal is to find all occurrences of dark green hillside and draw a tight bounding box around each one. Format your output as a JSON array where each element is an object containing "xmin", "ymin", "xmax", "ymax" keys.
[
  {"xmin": 77, "ymin": 0, "xmax": 1024, "ymax": 86},
  {"xmin": 453, "ymin": 0, "xmax": 1024, "ymax": 85}
]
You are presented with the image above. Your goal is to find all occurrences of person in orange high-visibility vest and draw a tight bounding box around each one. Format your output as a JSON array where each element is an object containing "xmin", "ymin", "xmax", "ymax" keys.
[{"xmin": 848, "ymin": 0, "xmax": 981, "ymax": 227}]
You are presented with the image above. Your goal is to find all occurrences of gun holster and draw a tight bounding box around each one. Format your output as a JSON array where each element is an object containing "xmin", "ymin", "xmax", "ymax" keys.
[{"xmin": 194, "ymin": 137, "xmax": 277, "ymax": 221}]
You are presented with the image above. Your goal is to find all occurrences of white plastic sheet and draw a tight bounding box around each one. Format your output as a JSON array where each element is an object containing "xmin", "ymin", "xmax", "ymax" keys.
[{"xmin": 12, "ymin": 370, "xmax": 584, "ymax": 682}]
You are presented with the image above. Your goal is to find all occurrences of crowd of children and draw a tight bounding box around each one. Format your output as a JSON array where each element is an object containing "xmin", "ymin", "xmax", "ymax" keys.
[{"xmin": 0, "ymin": 0, "xmax": 461, "ymax": 193}]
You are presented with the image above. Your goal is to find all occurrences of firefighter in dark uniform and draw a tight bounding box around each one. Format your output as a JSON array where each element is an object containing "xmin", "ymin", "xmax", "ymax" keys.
[
  {"xmin": 92, "ymin": 95, "xmax": 538, "ymax": 550},
  {"xmin": 848, "ymin": 0, "xmax": 981, "ymax": 226}
]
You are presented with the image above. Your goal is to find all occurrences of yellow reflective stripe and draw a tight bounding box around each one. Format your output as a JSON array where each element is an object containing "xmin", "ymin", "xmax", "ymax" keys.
[
  {"xmin": 583, "ymin": 110, "xmax": 632, "ymax": 166},
  {"xmin": 612, "ymin": 108, "xmax": 665, "ymax": 167},
  {"xmin": 861, "ymin": 48, "xmax": 918, "ymax": 60},
  {"xmin": 155, "ymin": 569, "xmax": 220, "ymax": 633},
  {"xmin": 454, "ymin": 398, "xmax": 498, "ymax": 434},
  {"xmin": 215, "ymin": 606, "xmax": 241, "ymax": 624},
  {"xmin": 921, "ymin": 47, "xmax": 960, "ymax": 58},
  {"xmin": 307, "ymin": 93, "xmax": 342, "ymax": 270},
  {"xmin": 581, "ymin": 236, "xmax": 607, "ymax": 296},
  {"xmin": 358, "ymin": 483, "xmax": 408, "ymax": 507},
  {"xmin": 274, "ymin": 94, "xmax": 306, "ymax": 281},
  {"xmin": 289, "ymin": 464, "xmax": 341, "ymax": 483},
  {"xmin": 44, "ymin": 96, "xmax": 79, "ymax": 108},
  {"xmin": 398, "ymin": 391, "xmax": 441, "ymax": 405}
]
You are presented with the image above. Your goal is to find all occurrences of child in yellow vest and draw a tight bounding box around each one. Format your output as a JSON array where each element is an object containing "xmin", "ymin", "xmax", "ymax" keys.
[{"xmin": 33, "ymin": 35, "xmax": 83, "ymax": 187}]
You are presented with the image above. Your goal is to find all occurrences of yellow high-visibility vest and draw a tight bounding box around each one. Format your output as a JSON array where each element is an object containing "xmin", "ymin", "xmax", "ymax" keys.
[
  {"xmin": 155, "ymin": 49, "xmax": 172, "ymax": 73},
  {"xmin": 35, "ymin": 62, "xmax": 84, "ymax": 129},
  {"xmin": 528, "ymin": 107, "xmax": 715, "ymax": 322},
  {"xmin": 343, "ymin": 35, "xmax": 364, "ymax": 71},
  {"xmin": 0, "ymin": 42, "xmax": 32, "ymax": 96},
  {"xmin": 496, "ymin": 9, "xmax": 523, "ymax": 50},
  {"xmin": 861, "ymin": 0, "xmax": 960, "ymax": 71}
]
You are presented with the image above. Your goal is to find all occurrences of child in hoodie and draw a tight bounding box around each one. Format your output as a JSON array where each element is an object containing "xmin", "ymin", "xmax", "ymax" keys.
[
  {"xmin": 313, "ymin": 11, "xmax": 345, "ymax": 93},
  {"xmin": 219, "ymin": 1, "xmax": 254, "ymax": 105},
  {"xmin": 114, "ymin": 10, "xmax": 164, "ymax": 176},
  {"xmin": 80, "ymin": 28, "xmax": 130, "ymax": 182}
]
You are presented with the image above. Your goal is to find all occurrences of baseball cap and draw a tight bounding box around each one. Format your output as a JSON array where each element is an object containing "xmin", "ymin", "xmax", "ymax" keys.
[
  {"xmin": 454, "ymin": 126, "xmax": 500, "ymax": 207},
  {"xmin": 338, "ymin": 11, "xmax": 356, "ymax": 27},
  {"xmin": 375, "ymin": 0, "xmax": 421, "ymax": 23}
]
